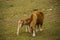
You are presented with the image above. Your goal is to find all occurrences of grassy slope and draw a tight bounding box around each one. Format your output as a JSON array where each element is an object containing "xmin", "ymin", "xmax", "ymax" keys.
[{"xmin": 0, "ymin": 0, "xmax": 60, "ymax": 40}]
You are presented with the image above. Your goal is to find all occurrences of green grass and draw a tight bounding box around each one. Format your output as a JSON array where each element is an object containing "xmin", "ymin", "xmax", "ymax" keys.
[{"xmin": 0, "ymin": 0, "xmax": 60, "ymax": 40}]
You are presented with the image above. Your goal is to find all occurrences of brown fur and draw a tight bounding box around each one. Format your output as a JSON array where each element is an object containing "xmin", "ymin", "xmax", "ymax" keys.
[
  {"xmin": 17, "ymin": 10, "xmax": 44, "ymax": 36},
  {"xmin": 20, "ymin": 10, "xmax": 44, "ymax": 32},
  {"xmin": 29, "ymin": 10, "xmax": 44, "ymax": 33}
]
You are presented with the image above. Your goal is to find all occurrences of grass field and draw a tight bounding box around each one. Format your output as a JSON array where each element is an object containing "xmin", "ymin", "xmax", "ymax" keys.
[{"xmin": 0, "ymin": 0, "xmax": 60, "ymax": 40}]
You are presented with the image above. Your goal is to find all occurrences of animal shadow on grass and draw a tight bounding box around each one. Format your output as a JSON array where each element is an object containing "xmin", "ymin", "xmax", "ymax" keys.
[
  {"xmin": 36, "ymin": 31, "xmax": 43, "ymax": 36},
  {"xmin": 17, "ymin": 32, "xmax": 32, "ymax": 37}
]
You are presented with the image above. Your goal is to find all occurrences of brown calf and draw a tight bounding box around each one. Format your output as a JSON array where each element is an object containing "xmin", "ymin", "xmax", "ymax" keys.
[
  {"xmin": 17, "ymin": 18, "xmax": 30, "ymax": 35},
  {"xmin": 17, "ymin": 10, "xmax": 44, "ymax": 37}
]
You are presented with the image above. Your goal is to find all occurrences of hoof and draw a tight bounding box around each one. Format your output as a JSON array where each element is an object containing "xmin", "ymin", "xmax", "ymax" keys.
[{"xmin": 32, "ymin": 34, "xmax": 35, "ymax": 37}]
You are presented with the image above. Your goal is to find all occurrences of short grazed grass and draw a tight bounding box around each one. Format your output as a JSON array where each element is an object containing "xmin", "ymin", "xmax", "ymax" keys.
[{"xmin": 0, "ymin": 0, "xmax": 60, "ymax": 40}]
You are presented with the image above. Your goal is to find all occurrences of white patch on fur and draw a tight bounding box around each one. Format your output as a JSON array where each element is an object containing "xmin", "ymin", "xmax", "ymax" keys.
[
  {"xmin": 32, "ymin": 30, "xmax": 36, "ymax": 37},
  {"xmin": 17, "ymin": 22, "xmax": 22, "ymax": 35}
]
